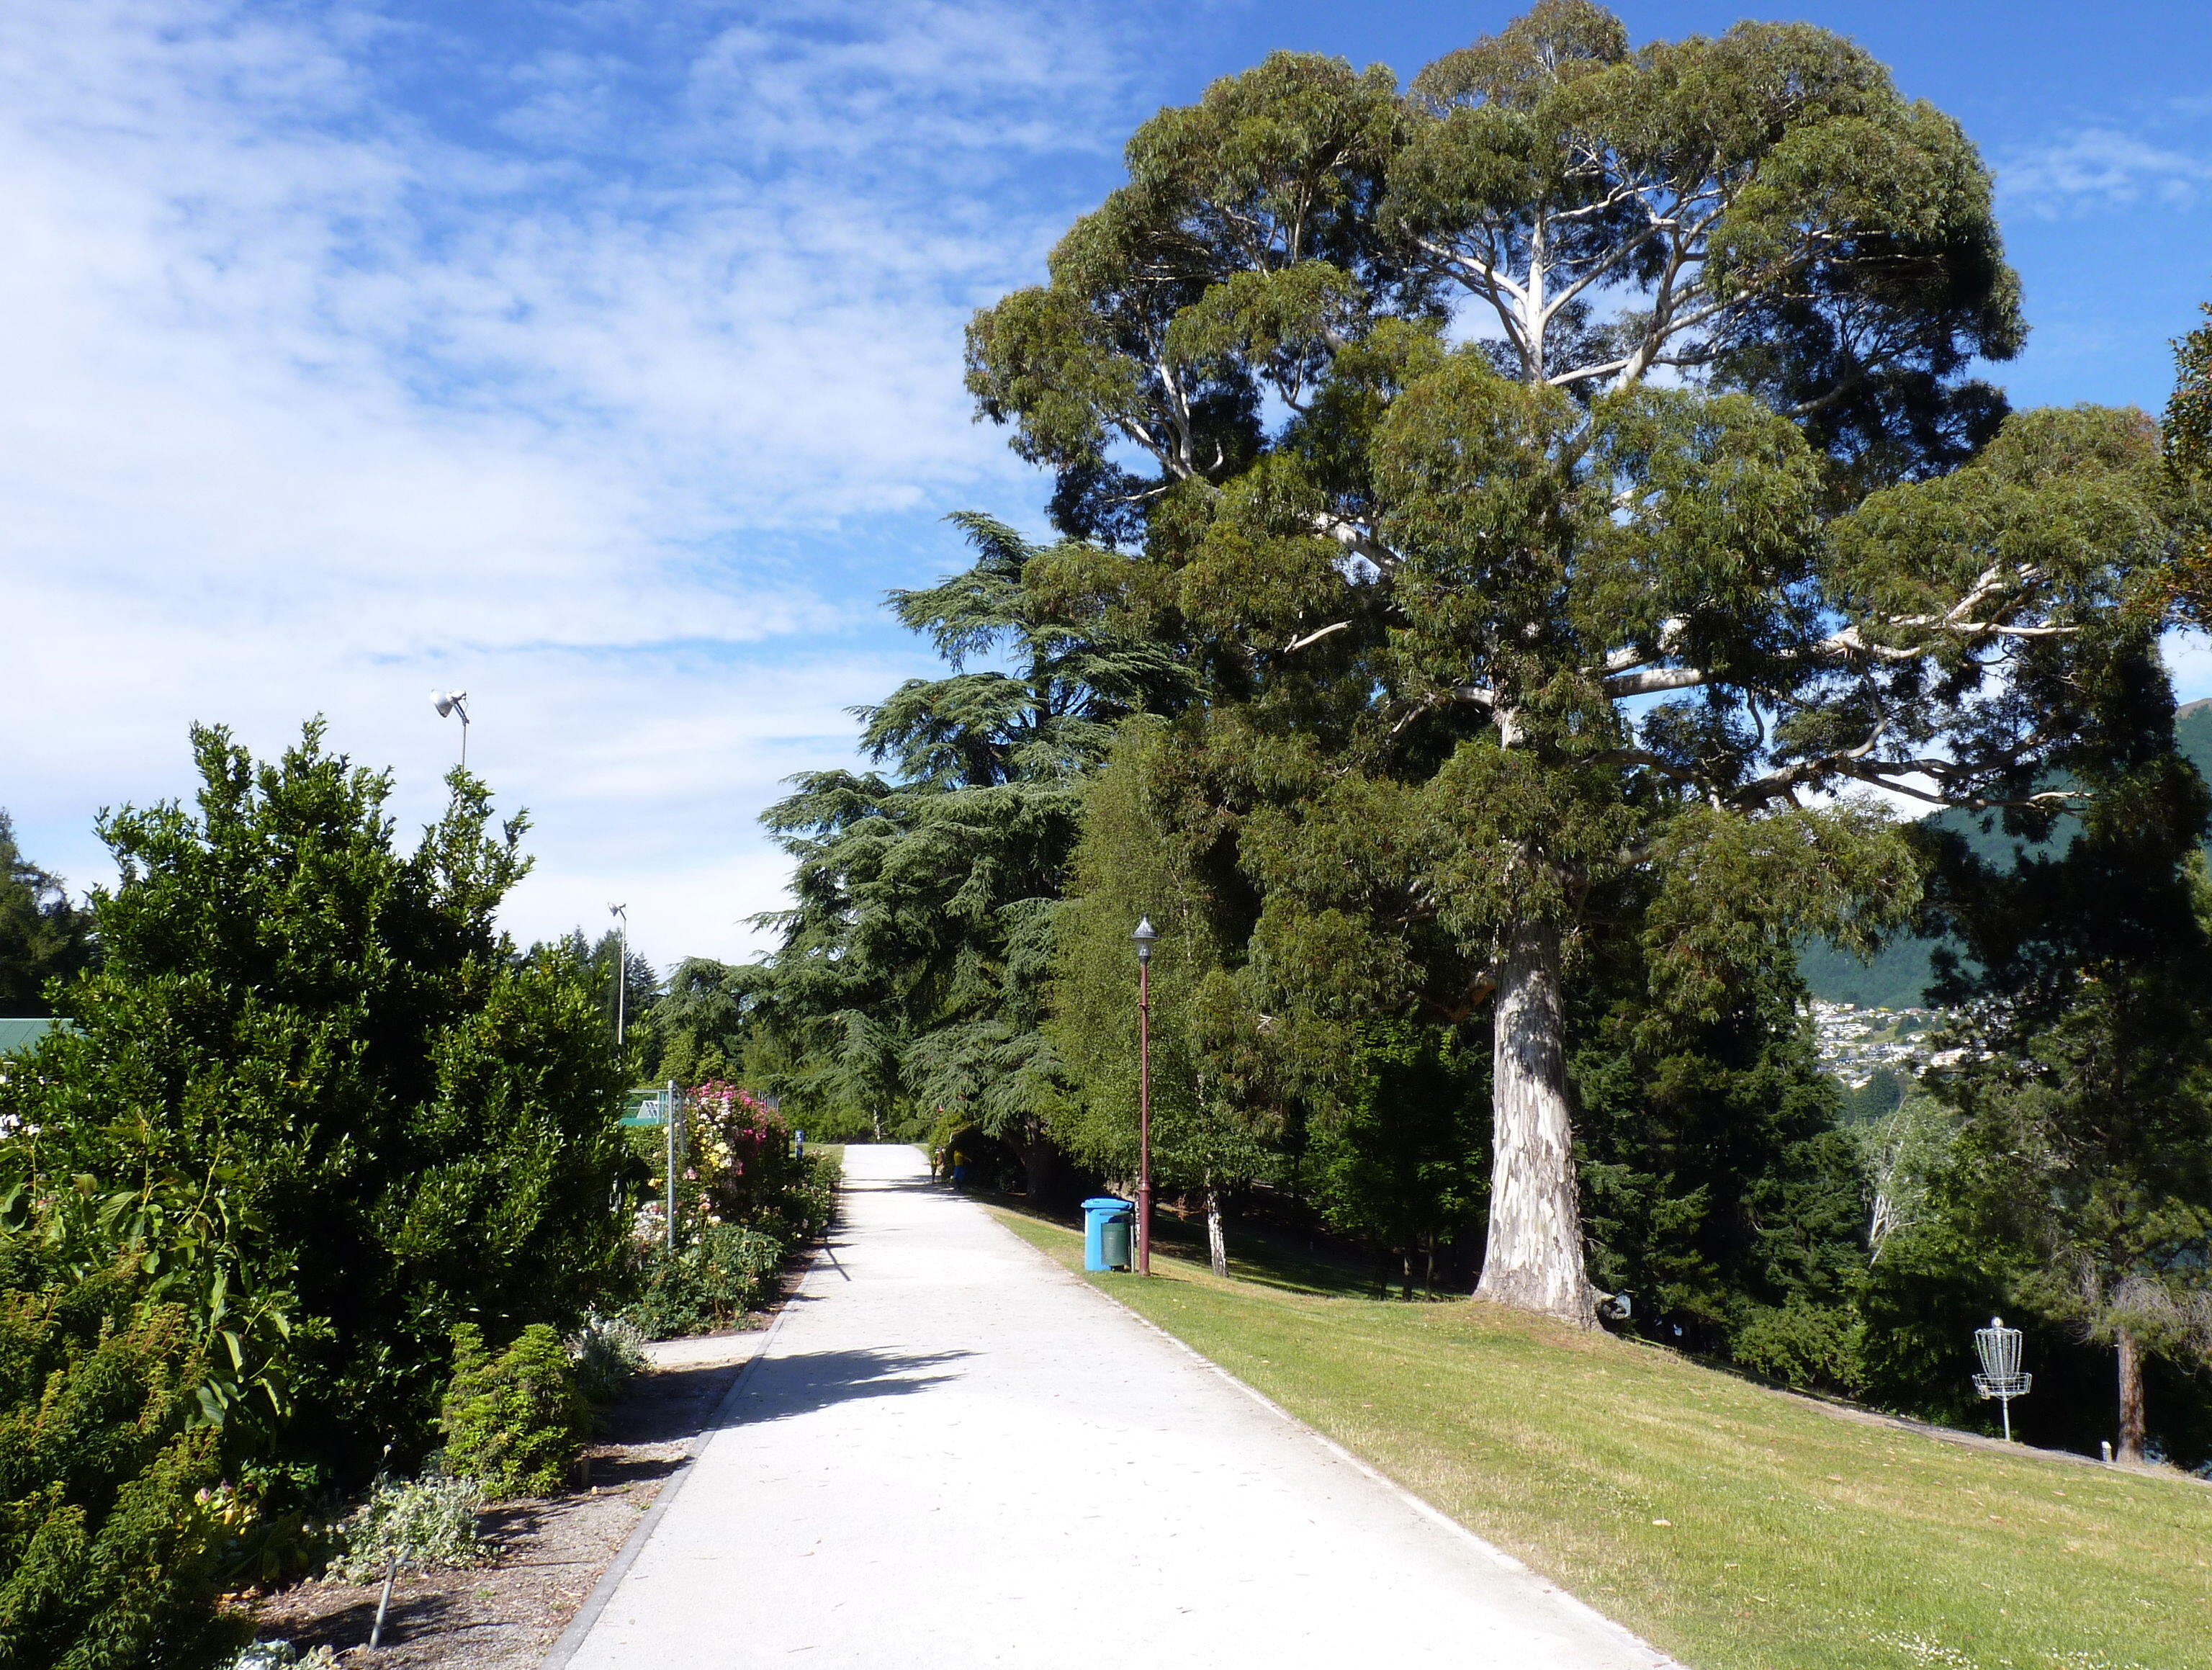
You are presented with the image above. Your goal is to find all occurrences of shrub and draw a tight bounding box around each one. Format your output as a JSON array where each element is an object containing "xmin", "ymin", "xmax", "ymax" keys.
[
  {"xmin": 323, "ymin": 1473, "xmax": 488, "ymax": 1585},
  {"xmin": 199, "ymin": 1470, "xmax": 332, "ymax": 1591},
  {"xmin": 741, "ymin": 1149, "xmax": 838, "ymax": 1249},
  {"xmin": 619, "ymin": 1224, "xmax": 783, "ymax": 1340},
  {"xmin": 438, "ymin": 1324, "xmax": 586, "ymax": 1499},
  {"xmin": 1731, "ymin": 1301, "xmax": 1869, "ymax": 1396},
  {"xmin": 0, "ymin": 725, "xmax": 639, "ymax": 1490},
  {"xmin": 792, "ymin": 1151, "xmax": 840, "ymax": 1239},
  {"xmin": 567, "ymin": 1312, "xmax": 648, "ymax": 1411},
  {"xmin": 0, "ymin": 1256, "xmax": 247, "ymax": 1670}
]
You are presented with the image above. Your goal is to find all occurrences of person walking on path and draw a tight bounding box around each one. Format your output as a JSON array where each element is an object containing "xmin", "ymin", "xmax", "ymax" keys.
[{"xmin": 552, "ymin": 1144, "xmax": 1678, "ymax": 1669}]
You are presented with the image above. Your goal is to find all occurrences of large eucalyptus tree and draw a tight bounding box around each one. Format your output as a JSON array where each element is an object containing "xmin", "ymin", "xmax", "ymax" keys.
[{"xmin": 968, "ymin": 3, "xmax": 2178, "ymax": 1325}]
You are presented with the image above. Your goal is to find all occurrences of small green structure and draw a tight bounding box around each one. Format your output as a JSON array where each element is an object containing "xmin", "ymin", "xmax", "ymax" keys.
[
  {"xmin": 0, "ymin": 1018, "xmax": 66, "ymax": 1055},
  {"xmin": 0, "ymin": 1018, "xmax": 69, "ymax": 1094}
]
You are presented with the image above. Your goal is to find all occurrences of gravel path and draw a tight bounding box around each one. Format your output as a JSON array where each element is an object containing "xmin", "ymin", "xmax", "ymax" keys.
[{"xmin": 552, "ymin": 1144, "xmax": 1679, "ymax": 1669}]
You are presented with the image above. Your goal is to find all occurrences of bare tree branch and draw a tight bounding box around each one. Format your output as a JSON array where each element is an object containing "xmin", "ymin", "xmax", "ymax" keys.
[
  {"xmin": 1281, "ymin": 621, "xmax": 1353, "ymax": 655},
  {"xmin": 1316, "ymin": 514, "xmax": 1403, "ymax": 573},
  {"xmin": 1604, "ymin": 665, "xmax": 1709, "ymax": 697}
]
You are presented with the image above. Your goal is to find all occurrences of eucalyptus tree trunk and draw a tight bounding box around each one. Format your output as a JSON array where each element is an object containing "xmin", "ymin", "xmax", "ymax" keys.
[
  {"xmin": 2117, "ymin": 1326, "xmax": 2147, "ymax": 1463},
  {"xmin": 1475, "ymin": 913, "xmax": 1598, "ymax": 1329},
  {"xmin": 1204, "ymin": 1177, "xmax": 1228, "ymax": 1278}
]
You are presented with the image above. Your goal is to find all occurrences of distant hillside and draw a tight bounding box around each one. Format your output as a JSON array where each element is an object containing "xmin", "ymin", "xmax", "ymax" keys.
[{"xmin": 1798, "ymin": 698, "xmax": 2212, "ymax": 1007}]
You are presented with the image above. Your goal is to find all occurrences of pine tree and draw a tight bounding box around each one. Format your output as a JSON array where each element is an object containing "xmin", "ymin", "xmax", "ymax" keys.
[{"xmin": 1922, "ymin": 657, "xmax": 2212, "ymax": 1462}]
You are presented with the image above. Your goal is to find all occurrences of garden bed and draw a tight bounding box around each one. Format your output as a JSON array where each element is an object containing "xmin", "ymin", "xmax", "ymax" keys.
[{"xmin": 247, "ymin": 1303, "xmax": 790, "ymax": 1665}]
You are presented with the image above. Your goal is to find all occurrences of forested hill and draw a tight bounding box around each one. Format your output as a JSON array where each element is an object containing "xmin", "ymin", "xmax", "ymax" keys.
[{"xmin": 1799, "ymin": 698, "xmax": 2212, "ymax": 1007}]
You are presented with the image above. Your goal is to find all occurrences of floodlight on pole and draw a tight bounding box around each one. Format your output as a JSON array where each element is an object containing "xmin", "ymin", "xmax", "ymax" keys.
[
  {"xmin": 1132, "ymin": 915, "xmax": 1157, "ymax": 1277},
  {"xmin": 431, "ymin": 690, "xmax": 471, "ymax": 768},
  {"xmin": 609, "ymin": 903, "xmax": 629, "ymax": 1048}
]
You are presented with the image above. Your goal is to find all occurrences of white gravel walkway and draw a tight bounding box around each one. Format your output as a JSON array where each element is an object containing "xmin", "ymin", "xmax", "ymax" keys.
[{"xmin": 554, "ymin": 1144, "xmax": 1680, "ymax": 1669}]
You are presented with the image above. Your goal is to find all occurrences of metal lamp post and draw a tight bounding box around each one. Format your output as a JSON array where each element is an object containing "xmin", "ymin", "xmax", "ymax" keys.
[
  {"xmin": 1133, "ymin": 915, "xmax": 1156, "ymax": 1277},
  {"xmin": 431, "ymin": 690, "xmax": 472, "ymax": 768},
  {"xmin": 608, "ymin": 903, "xmax": 629, "ymax": 1047}
]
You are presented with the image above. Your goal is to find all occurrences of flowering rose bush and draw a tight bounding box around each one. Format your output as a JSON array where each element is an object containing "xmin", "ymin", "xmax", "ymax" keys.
[
  {"xmin": 615, "ymin": 1085, "xmax": 837, "ymax": 1339},
  {"xmin": 685, "ymin": 1082, "xmax": 834, "ymax": 1245}
]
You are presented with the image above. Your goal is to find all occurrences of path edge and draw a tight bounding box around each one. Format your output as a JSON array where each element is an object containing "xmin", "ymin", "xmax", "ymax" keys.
[
  {"xmin": 535, "ymin": 1252, "xmax": 818, "ymax": 1670},
  {"xmin": 978, "ymin": 1202, "xmax": 1687, "ymax": 1670}
]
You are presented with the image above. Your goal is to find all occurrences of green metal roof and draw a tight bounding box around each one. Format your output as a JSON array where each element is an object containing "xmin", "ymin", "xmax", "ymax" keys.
[{"xmin": 0, "ymin": 1018, "xmax": 68, "ymax": 1055}]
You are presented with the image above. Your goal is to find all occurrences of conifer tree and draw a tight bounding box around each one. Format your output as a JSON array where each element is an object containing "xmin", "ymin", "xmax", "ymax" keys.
[
  {"xmin": 752, "ymin": 516, "xmax": 1187, "ymax": 1165},
  {"xmin": 0, "ymin": 811, "xmax": 96, "ymax": 1015},
  {"xmin": 1923, "ymin": 654, "xmax": 2212, "ymax": 1461}
]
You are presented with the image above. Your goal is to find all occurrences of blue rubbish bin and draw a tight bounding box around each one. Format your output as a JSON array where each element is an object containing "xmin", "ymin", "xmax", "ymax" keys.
[{"xmin": 1082, "ymin": 1196, "xmax": 1135, "ymax": 1272}]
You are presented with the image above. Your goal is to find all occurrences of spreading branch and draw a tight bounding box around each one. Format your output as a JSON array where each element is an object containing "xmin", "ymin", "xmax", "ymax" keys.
[{"xmin": 1281, "ymin": 621, "xmax": 1353, "ymax": 655}]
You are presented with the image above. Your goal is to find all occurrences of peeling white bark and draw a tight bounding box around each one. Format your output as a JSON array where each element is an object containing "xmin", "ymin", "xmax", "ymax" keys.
[
  {"xmin": 1205, "ymin": 1179, "xmax": 1228, "ymax": 1279},
  {"xmin": 1475, "ymin": 913, "xmax": 1598, "ymax": 1329}
]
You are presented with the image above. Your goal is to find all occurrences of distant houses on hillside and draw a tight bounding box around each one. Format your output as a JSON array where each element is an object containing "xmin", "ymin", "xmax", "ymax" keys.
[{"xmin": 1812, "ymin": 1000, "xmax": 1958, "ymax": 1090}]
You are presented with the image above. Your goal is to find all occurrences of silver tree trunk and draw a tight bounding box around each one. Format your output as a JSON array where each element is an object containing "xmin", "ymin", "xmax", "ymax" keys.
[
  {"xmin": 1205, "ymin": 1179, "xmax": 1228, "ymax": 1278},
  {"xmin": 1475, "ymin": 914, "xmax": 1598, "ymax": 1329}
]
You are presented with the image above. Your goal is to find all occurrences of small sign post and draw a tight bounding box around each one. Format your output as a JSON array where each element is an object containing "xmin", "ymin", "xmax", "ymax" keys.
[{"xmin": 663, "ymin": 1079, "xmax": 679, "ymax": 1252}]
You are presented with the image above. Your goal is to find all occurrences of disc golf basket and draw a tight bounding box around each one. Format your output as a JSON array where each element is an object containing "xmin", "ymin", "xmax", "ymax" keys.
[{"xmin": 1972, "ymin": 1316, "xmax": 2031, "ymax": 1440}]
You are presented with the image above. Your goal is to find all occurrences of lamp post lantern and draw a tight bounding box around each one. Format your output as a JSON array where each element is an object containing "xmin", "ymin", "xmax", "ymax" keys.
[
  {"xmin": 1132, "ymin": 915, "xmax": 1157, "ymax": 1277},
  {"xmin": 431, "ymin": 690, "xmax": 472, "ymax": 768}
]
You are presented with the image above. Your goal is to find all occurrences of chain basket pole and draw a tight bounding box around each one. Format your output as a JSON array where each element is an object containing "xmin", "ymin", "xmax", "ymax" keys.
[{"xmin": 1972, "ymin": 1316, "xmax": 2033, "ymax": 1441}]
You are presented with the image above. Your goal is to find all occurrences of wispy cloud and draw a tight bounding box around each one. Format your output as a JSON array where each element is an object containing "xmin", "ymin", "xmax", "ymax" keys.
[
  {"xmin": 1997, "ymin": 122, "xmax": 2212, "ymax": 219},
  {"xmin": 0, "ymin": 0, "xmax": 1160, "ymax": 966}
]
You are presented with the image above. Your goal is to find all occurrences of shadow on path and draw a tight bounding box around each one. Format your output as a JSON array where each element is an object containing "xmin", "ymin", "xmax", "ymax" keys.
[
  {"xmin": 729, "ymin": 1347, "xmax": 971, "ymax": 1428},
  {"xmin": 845, "ymin": 1175, "xmax": 953, "ymax": 1197}
]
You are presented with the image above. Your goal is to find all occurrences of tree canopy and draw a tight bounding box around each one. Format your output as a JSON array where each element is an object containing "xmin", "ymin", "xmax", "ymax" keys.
[
  {"xmin": 724, "ymin": 9, "xmax": 2211, "ymax": 1455},
  {"xmin": 958, "ymin": 3, "xmax": 2187, "ymax": 1326},
  {"xmin": 748, "ymin": 513, "xmax": 1187, "ymax": 1159}
]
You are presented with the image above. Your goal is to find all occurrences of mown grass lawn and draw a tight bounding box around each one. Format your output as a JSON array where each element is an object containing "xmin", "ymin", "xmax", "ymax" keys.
[{"xmin": 989, "ymin": 1203, "xmax": 2212, "ymax": 1670}]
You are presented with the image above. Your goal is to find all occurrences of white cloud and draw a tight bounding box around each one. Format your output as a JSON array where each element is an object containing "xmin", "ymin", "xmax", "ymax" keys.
[
  {"xmin": 0, "ymin": 0, "xmax": 1154, "ymax": 969},
  {"xmin": 1997, "ymin": 125, "xmax": 2212, "ymax": 218}
]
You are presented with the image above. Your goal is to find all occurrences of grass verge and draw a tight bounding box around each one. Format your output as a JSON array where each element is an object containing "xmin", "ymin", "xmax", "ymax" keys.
[{"xmin": 989, "ymin": 1203, "xmax": 2212, "ymax": 1670}]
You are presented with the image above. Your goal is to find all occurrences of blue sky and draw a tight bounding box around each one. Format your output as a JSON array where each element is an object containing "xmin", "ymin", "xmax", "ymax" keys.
[{"xmin": 4, "ymin": 0, "xmax": 2209, "ymax": 971}]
